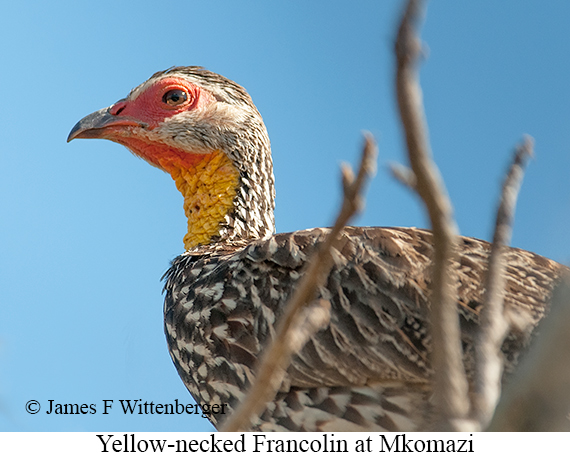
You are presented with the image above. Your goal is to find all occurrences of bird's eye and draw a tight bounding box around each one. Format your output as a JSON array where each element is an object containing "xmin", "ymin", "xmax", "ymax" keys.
[{"xmin": 162, "ymin": 89, "xmax": 188, "ymax": 106}]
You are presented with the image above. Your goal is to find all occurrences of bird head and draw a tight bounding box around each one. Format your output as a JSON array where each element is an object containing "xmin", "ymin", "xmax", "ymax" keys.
[{"xmin": 68, "ymin": 67, "xmax": 276, "ymax": 250}]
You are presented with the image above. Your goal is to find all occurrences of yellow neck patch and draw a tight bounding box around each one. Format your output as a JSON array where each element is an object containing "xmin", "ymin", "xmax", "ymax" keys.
[{"xmin": 166, "ymin": 150, "xmax": 240, "ymax": 250}]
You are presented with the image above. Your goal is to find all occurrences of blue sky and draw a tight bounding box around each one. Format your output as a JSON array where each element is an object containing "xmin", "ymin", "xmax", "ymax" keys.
[{"xmin": 1, "ymin": 1, "xmax": 569, "ymax": 432}]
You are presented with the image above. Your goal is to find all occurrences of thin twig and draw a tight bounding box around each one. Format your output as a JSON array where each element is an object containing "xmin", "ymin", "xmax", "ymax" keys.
[
  {"xmin": 472, "ymin": 136, "xmax": 534, "ymax": 427},
  {"xmin": 488, "ymin": 276, "xmax": 570, "ymax": 431},
  {"xmin": 395, "ymin": 0, "xmax": 469, "ymax": 429},
  {"xmin": 220, "ymin": 134, "xmax": 378, "ymax": 432},
  {"xmin": 389, "ymin": 162, "xmax": 417, "ymax": 191}
]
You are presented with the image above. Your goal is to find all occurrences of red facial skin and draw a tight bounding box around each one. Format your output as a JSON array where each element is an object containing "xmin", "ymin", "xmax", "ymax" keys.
[
  {"xmin": 100, "ymin": 77, "xmax": 216, "ymax": 171},
  {"xmin": 109, "ymin": 77, "xmax": 210, "ymax": 128}
]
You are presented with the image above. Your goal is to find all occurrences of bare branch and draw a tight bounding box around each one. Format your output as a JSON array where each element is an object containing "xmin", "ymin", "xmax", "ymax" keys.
[
  {"xmin": 488, "ymin": 276, "xmax": 570, "ymax": 431},
  {"xmin": 220, "ymin": 134, "xmax": 378, "ymax": 432},
  {"xmin": 395, "ymin": 0, "xmax": 469, "ymax": 429},
  {"xmin": 472, "ymin": 136, "xmax": 534, "ymax": 427}
]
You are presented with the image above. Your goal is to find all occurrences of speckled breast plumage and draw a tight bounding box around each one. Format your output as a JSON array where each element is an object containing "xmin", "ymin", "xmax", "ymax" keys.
[{"xmin": 163, "ymin": 226, "xmax": 566, "ymax": 431}]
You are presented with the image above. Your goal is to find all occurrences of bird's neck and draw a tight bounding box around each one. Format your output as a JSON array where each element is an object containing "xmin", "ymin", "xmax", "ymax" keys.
[
  {"xmin": 164, "ymin": 150, "xmax": 239, "ymax": 250},
  {"xmin": 158, "ymin": 147, "xmax": 273, "ymax": 250},
  {"xmin": 120, "ymin": 132, "xmax": 276, "ymax": 250}
]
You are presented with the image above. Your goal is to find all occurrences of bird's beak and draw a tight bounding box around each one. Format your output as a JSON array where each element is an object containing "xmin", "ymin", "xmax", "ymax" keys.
[{"xmin": 67, "ymin": 105, "xmax": 147, "ymax": 143}]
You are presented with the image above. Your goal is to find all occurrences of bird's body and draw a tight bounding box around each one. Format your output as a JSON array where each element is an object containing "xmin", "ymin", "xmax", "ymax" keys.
[
  {"xmin": 163, "ymin": 226, "xmax": 563, "ymax": 431},
  {"xmin": 69, "ymin": 67, "xmax": 568, "ymax": 431}
]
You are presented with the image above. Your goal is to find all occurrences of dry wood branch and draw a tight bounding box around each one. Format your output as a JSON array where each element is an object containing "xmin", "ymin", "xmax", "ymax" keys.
[
  {"xmin": 473, "ymin": 136, "xmax": 534, "ymax": 427},
  {"xmin": 488, "ymin": 276, "xmax": 570, "ymax": 431},
  {"xmin": 395, "ymin": 0, "xmax": 469, "ymax": 429},
  {"xmin": 221, "ymin": 134, "xmax": 378, "ymax": 432}
]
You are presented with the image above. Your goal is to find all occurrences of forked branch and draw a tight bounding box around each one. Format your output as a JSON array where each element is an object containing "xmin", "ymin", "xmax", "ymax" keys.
[{"xmin": 395, "ymin": 0, "xmax": 469, "ymax": 429}]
